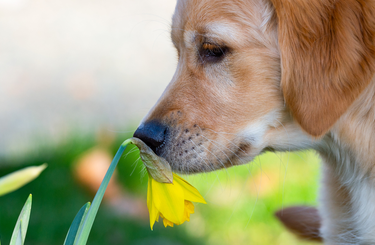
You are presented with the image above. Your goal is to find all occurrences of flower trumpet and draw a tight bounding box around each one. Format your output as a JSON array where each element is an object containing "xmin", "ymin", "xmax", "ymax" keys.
[
  {"xmin": 147, "ymin": 172, "xmax": 206, "ymax": 229},
  {"xmin": 128, "ymin": 137, "xmax": 206, "ymax": 230}
]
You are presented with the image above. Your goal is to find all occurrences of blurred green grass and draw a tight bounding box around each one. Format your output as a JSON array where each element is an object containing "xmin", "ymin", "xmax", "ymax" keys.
[
  {"xmin": 0, "ymin": 132, "xmax": 321, "ymax": 245},
  {"xmin": 185, "ymin": 151, "xmax": 320, "ymax": 245}
]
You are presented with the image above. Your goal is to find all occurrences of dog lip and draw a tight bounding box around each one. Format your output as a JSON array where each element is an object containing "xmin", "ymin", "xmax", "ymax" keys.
[
  {"xmin": 155, "ymin": 140, "xmax": 166, "ymax": 154},
  {"xmin": 154, "ymin": 126, "xmax": 169, "ymax": 156}
]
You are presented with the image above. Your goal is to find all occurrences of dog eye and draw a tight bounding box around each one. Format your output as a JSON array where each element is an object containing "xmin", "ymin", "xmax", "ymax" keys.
[{"xmin": 199, "ymin": 42, "xmax": 227, "ymax": 63}]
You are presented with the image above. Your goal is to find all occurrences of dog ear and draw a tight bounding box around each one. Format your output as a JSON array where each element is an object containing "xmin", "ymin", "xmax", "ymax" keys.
[
  {"xmin": 275, "ymin": 206, "xmax": 322, "ymax": 242},
  {"xmin": 271, "ymin": 0, "xmax": 375, "ymax": 137}
]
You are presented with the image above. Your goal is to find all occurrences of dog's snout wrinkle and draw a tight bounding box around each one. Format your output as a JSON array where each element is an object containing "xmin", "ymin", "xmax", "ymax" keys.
[{"xmin": 133, "ymin": 121, "xmax": 168, "ymax": 154}]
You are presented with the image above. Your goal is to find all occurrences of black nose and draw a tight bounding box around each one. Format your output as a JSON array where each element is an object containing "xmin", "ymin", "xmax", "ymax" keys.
[{"xmin": 133, "ymin": 120, "xmax": 168, "ymax": 153}]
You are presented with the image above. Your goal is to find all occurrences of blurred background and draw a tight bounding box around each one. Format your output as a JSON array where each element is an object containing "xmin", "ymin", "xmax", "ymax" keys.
[{"xmin": 0, "ymin": 0, "xmax": 321, "ymax": 244}]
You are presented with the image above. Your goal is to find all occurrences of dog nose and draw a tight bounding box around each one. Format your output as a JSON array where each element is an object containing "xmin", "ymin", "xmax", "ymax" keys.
[{"xmin": 133, "ymin": 121, "xmax": 167, "ymax": 153}]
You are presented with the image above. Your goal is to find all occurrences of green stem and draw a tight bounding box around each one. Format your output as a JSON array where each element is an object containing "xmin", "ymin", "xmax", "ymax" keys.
[{"xmin": 75, "ymin": 140, "xmax": 131, "ymax": 245}]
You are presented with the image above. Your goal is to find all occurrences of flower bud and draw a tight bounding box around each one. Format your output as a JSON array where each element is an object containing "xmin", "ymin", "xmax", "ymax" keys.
[
  {"xmin": 0, "ymin": 164, "xmax": 47, "ymax": 196},
  {"xmin": 127, "ymin": 137, "xmax": 173, "ymax": 183}
]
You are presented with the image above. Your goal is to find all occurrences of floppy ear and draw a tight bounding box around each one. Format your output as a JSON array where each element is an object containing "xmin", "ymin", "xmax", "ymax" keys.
[
  {"xmin": 275, "ymin": 206, "xmax": 322, "ymax": 242},
  {"xmin": 271, "ymin": 0, "xmax": 375, "ymax": 136}
]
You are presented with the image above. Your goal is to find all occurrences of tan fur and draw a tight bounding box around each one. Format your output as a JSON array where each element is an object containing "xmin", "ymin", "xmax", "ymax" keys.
[
  {"xmin": 142, "ymin": 0, "xmax": 283, "ymax": 173},
  {"xmin": 271, "ymin": 0, "xmax": 375, "ymax": 137},
  {"xmin": 138, "ymin": 0, "xmax": 375, "ymax": 243}
]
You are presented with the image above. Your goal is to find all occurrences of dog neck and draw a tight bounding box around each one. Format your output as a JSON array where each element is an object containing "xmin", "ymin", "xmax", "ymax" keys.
[
  {"xmin": 315, "ymin": 78, "xmax": 375, "ymax": 243},
  {"xmin": 322, "ymin": 78, "xmax": 375, "ymax": 178}
]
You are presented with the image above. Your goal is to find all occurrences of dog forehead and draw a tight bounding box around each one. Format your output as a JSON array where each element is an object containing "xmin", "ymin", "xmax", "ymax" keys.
[
  {"xmin": 172, "ymin": 0, "xmax": 241, "ymax": 44},
  {"xmin": 172, "ymin": 0, "xmax": 273, "ymax": 48}
]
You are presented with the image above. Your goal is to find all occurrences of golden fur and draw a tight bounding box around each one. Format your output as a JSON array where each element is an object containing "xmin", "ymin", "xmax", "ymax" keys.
[
  {"xmin": 137, "ymin": 0, "xmax": 375, "ymax": 243},
  {"xmin": 272, "ymin": 0, "xmax": 375, "ymax": 136}
]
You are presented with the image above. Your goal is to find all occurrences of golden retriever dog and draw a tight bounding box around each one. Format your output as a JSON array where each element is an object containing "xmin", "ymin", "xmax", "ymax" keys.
[{"xmin": 133, "ymin": 0, "xmax": 375, "ymax": 243}]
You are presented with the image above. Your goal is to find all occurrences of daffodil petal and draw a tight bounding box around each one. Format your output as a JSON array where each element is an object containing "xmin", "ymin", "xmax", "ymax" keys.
[
  {"xmin": 151, "ymin": 178, "xmax": 185, "ymax": 224},
  {"xmin": 162, "ymin": 218, "xmax": 174, "ymax": 228},
  {"xmin": 183, "ymin": 200, "xmax": 195, "ymax": 222},
  {"xmin": 173, "ymin": 174, "xmax": 207, "ymax": 204},
  {"xmin": 150, "ymin": 204, "xmax": 160, "ymax": 230},
  {"xmin": 147, "ymin": 174, "xmax": 160, "ymax": 230},
  {"xmin": 147, "ymin": 174, "xmax": 153, "ymax": 210}
]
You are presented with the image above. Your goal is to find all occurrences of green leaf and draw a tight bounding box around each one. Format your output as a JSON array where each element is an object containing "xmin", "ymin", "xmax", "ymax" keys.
[
  {"xmin": 63, "ymin": 202, "xmax": 91, "ymax": 245},
  {"xmin": 74, "ymin": 142, "xmax": 128, "ymax": 245},
  {"xmin": 0, "ymin": 164, "xmax": 47, "ymax": 196},
  {"xmin": 10, "ymin": 194, "xmax": 32, "ymax": 245}
]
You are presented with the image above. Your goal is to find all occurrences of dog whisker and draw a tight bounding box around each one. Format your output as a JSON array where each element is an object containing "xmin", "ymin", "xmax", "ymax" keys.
[
  {"xmin": 199, "ymin": 126, "xmax": 247, "ymax": 155},
  {"xmin": 200, "ymin": 134, "xmax": 235, "ymax": 166},
  {"xmin": 123, "ymin": 147, "xmax": 139, "ymax": 159},
  {"xmin": 191, "ymin": 141, "xmax": 216, "ymax": 172},
  {"xmin": 275, "ymin": 119, "xmax": 290, "ymax": 210},
  {"xmin": 200, "ymin": 133, "xmax": 248, "ymax": 167},
  {"xmin": 196, "ymin": 125, "xmax": 270, "ymax": 185},
  {"xmin": 194, "ymin": 138, "xmax": 229, "ymax": 175},
  {"xmin": 130, "ymin": 157, "xmax": 141, "ymax": 177}
]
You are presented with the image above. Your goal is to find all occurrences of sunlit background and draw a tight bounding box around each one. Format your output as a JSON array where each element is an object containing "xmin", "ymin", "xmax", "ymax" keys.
[{"xmin": 0, "ymin": 0, "xmax": 321, "ymax": 244}]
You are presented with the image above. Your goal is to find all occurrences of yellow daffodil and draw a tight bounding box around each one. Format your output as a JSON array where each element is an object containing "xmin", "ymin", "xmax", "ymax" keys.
[
  {"xmin": 126, "ymin": 137, "xmax": 207, "ymax": 230},
  {"xmin": 147, "ymin": 172, "xmax": 206, "ymax": 230}
]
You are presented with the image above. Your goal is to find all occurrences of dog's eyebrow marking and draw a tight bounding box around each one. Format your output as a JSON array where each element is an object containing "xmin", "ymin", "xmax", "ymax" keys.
[
  {"xmin": 205, "ymin": 22, "xmax": 240, "ymax": 43},
  {"xmin": 183, "ymin": 22, "xmax": 242, "ymax": 48}
]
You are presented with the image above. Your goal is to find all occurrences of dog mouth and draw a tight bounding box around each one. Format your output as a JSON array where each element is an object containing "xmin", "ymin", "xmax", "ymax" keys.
[
  {"xmin": 133, "ymin": 116, "xmax": 255, "ymax": 174},
  {"xmin": 154, "ymin": 126, "xmax": 254, "ymax": 174}
]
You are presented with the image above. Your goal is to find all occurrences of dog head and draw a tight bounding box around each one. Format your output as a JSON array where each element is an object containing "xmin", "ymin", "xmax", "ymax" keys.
[{"xmin": 134, "ymin": 0, "xmax": 375, "ymax": 174}]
